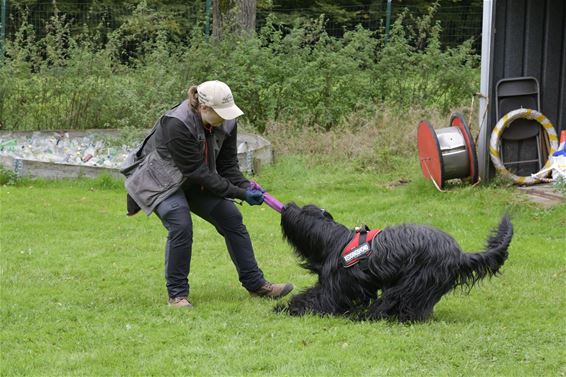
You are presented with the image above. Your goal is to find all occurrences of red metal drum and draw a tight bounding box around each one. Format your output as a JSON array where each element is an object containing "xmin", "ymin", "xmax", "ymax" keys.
[
  {"xmin": 450, "ymin": 112, "xmax": 479, "ymax": 185},
  {"xmin": 417, "ymin": 120, "xmax": 444, "ymax": 189},
  {"xmin": 417, "ymin": 114, "xmax": 479, "ymax": 190}
]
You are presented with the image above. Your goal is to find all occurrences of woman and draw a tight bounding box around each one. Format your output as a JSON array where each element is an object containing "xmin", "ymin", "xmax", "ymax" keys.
[{"xmin": 122, "ymin": 80, "xmax": 293, "ymax": 308}]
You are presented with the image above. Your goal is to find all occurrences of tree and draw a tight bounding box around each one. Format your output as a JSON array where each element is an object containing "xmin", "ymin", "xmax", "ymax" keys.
[
  {"xmin": 212, "ymin": 0, "xmax": 256, "ymax": 38},
  {"xmin": 236, "ymin": 0, "xmax": 256, "ymax": 36}
]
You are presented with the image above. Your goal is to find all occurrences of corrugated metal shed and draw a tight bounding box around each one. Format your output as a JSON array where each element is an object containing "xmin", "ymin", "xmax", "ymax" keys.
[{"xmin": 477, "ymin": 0, "xmax": 566, "ymax": 181}]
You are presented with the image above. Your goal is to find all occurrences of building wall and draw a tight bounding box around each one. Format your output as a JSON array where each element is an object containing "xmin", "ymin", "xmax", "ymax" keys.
[{"xmin": 490, "ymin": 0, "xmax": 565, "ymax": 132}]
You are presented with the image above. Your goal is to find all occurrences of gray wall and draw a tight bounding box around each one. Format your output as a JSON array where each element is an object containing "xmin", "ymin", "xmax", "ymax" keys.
[{"xmin": 489, "ymin": 0, "xmax": 565, "ymax": 132}]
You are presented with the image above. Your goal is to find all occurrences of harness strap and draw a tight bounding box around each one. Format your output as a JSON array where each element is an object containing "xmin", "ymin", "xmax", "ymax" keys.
[{"xmin": 341, "ymin": 226, "xmax": 381, "ymax": 269}]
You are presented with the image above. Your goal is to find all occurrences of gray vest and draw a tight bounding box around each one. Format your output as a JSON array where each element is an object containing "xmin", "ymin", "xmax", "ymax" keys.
[{"xmin": 121, "ymin": 100, "xmax": 236, "ymax": 215}]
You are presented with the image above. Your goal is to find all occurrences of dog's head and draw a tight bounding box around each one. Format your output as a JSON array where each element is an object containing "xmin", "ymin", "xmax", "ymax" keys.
[
  {"xmin": 285, "ymin": 203, "xmax": 335, "ymax": 221},
  {"xmin": 281, "ymin": 203, "xmax": 350, "ymax": 272}
]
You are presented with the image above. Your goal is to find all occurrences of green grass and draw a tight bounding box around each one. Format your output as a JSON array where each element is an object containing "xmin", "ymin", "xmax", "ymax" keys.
[{"xmin": 1, "ymin": 156, "xmax": 565, "ymax": 376}]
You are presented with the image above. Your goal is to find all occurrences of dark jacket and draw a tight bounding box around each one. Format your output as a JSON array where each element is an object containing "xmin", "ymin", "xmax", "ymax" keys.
[{"xmin": 121, "ymin": 100, "xmax": 249, "ymax": 215}]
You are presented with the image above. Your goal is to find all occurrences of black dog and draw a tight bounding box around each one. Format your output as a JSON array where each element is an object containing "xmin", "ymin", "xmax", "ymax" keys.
[{"xmin": 276, "ymin": 203, "xmax": 513, "ymax": 322}]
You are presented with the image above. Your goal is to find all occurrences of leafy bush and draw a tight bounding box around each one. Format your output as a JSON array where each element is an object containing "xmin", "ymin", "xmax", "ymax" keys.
[
  {"xmin": 0, "ymin": 165, "xmax": 20, "ymax": 185},
  {"xmin": 0, "ymin": 3, "xmax": 479, "ymax": 133},
  {"xmin": 1, "ymin": 3, "xmax": 186, "ymax": 131}
]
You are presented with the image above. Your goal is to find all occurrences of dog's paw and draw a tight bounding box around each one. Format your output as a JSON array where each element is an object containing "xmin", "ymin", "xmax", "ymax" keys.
[
  {"xmin": 273, "ymin": 303, "xmax": 288, "ymax": 314},
  {"xmin": 274, "ymin": 302, "xmax": 310, "ymax": 316},
  {"xmin": 346, "ymin": 311, "xmax": 368, "ymax": 322},
  {"xmin": 287, "ymin": 305, "xmax": 310, "ymax": 316}
]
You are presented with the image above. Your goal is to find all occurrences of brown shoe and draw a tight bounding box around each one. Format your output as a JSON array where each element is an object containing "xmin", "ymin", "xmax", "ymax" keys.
[
  {"xmin": 251, "ymin": 282, "xmax": 294, "ymax": 299},
  {"xmin": 168, "ymin": 296, "xmax": 193, "ymax": 308}
]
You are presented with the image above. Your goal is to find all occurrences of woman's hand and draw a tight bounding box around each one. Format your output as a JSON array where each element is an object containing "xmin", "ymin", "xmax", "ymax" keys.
[{"xmin": 244, "ymin": 189, "xmax": 264, "ymax": 206}]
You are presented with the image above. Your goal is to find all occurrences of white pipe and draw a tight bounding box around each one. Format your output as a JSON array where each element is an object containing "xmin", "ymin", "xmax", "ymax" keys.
[{"xmin": 477, "ymin": 0, "xmax": 496, "ymax": 182}]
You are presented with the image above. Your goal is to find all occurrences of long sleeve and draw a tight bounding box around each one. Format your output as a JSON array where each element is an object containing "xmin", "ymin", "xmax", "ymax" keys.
[
  {"xmin": 216, "ymin": 123, "xmax": 250, "ymax": 189},
  {"xmin": 161, "ymin": 117, "xmax": 247, "ymax": 199}
]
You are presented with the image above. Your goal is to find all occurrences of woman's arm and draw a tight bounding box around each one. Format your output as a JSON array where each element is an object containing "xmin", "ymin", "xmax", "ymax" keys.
[
  {"xmin": 216, "ymin": 123, "xmax": 250, "ymax": 189},
  {"xmin": 162, "ymin": 117, "xmax": 247, "ymax": 199}
]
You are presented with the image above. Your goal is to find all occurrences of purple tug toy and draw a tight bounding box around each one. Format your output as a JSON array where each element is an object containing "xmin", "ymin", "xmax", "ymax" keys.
[{"xmin": 249, "ymin": 181, "xmax": 285, "ymax": 213}]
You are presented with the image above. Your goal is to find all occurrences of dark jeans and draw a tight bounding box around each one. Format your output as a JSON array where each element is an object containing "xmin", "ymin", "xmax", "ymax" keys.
[{"xmin": 154, "ymin": 187, "xmax": 266, "ymax": 298}]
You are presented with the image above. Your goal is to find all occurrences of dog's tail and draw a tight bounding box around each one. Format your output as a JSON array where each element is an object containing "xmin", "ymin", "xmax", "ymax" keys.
[{"xmin": 457, "ymin": 215, "xmax": 513, "ymax": 288}]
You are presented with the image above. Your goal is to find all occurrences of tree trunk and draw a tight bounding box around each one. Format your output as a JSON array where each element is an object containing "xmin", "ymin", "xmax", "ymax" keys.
[
  {"xmin": 212, "ymin": 0, "xmax": 223, "ymax": 39},
  {"xmin": 212, "ymin": 0, "xmax": 256, "ymax": 39},
  {"xmin": 236, "ymin": 0, "xmax": 256, "ymax": 36}
]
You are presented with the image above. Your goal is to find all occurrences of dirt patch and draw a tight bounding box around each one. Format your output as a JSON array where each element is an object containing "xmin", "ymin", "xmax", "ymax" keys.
[{"xmin": 517, "ymin": 183, "xmax": 565, "ymax": 208}]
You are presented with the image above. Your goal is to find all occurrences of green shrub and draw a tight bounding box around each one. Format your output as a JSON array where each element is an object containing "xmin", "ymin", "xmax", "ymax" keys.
[
  {"xmin": 91, "ymin": 173, "xmax": 124, "ymax": 190},
  {"xmin": 0, "ymin": 3, "xmax": 479, "ymax": 133},
  {"xmin": 0, "ymin": 166, "xmax": 20, "ymax": 186}
]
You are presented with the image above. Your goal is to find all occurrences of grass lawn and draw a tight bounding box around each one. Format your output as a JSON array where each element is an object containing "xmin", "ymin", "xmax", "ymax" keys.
[{"xmin": 1, "ymin": 155, "xmax": 565, "ymax": 376}]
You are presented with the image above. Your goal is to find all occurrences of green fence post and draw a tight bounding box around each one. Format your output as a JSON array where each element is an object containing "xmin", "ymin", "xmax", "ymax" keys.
[
  {"xmin": 0, "ymin": 0, "xmax": 7, "ymax": 58},
  {"xmin": 205, "ymin": 0, "xmax": 211, "ymax": 38},
  {"xmin": 385, "ymin": 0, "xmax": 392, "ymax": 44}
]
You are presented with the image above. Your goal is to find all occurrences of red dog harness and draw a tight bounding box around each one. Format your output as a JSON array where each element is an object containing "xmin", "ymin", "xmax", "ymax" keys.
[{"xmin": 341, "ymin": 226, "xmax": 381, "ymax": 268}]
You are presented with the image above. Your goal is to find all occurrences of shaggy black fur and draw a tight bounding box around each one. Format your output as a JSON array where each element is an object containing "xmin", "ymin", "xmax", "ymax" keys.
[{"xmin": 276, "ymin": 203, "xmax": 513, "ymax": 322}]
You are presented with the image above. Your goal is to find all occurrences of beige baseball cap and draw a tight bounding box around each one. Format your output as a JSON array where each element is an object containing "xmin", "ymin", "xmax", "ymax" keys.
[{"xmin": 197, "ymin": 80, "xmax": 244, "ymax": 120}]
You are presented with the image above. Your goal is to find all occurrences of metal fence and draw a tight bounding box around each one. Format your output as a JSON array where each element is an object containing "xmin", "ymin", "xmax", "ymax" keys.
[
  {"xmin": 1, "ymin": 1, "xmax": 483, "ymax": 52},
  {"xmin": 3, "ymin": 1, "xmax": 202, "ymax": 39},
  {"xmin": 259, "ymin": 3, "xmax": 482, "ymax": 48}
]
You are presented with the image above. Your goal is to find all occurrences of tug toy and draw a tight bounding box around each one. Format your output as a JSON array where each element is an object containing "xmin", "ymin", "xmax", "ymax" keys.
[{"xmin": 249, "ymin": 181, "xmax": 285, "ymax": 213}]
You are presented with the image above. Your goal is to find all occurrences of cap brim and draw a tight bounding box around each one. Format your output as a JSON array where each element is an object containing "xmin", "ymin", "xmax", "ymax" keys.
[{"xmin": 213, "ymin": 104, "xmax": 244, "ymax": 120}]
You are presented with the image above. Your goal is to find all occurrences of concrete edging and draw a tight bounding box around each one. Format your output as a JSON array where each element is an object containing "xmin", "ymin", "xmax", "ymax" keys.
[{"xmin": 0, "ymin": 129, "xmax": 272, "ymax": 179}]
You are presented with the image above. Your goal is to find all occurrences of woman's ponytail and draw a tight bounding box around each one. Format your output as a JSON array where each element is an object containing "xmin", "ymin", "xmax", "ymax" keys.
[{"xmin": 187, "ymin": 86, "xmax": 199, "ymax": 111}]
